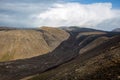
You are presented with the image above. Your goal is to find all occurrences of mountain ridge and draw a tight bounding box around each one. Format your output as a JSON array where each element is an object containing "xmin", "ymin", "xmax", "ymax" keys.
[{"xmin": 112, "ymin": 28, "xmax": 120, "ymax": 32}]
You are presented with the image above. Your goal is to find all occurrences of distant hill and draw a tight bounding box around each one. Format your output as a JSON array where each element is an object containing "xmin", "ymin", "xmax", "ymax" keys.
[
  {"xmin": 112, "ymin": 28, "xmax": 120, "ymax": 32},
  {"xmin": 61, "ymin": 26, "xmax": 102, "ymax": 32}
]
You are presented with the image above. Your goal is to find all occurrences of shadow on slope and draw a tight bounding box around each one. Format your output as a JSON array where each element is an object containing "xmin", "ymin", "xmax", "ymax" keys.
[{"xmin": 29, "ymin": 35, "xmax": 120, "ymax": 80}]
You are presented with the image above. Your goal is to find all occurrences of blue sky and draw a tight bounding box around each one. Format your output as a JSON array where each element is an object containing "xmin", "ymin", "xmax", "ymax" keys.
[
  {"xmin": 66, "ymin": 0, "xmax": 120, "ymax": 9},
  {"xmin": 0, "ymin": 0, "xmax": 120, "ymax": 30}
]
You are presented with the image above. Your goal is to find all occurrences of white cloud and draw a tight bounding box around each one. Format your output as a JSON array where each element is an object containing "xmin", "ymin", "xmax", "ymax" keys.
[
  {"xmin": 33, "ymin": 2, "xmax": 120, "ymax": 28},
  {"xmin": 0, "ymin": 1, "xmax": 120, "ymax": 30},
  {"xmin": 0, "ymin": 2, "xmax": 54, "ymax": 28},
  {"xmin": 96, "ymin": 16, "xmax": 120, "ymax": 31}
]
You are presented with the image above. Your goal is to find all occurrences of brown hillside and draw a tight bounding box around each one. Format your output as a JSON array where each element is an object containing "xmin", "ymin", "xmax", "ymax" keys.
[{"xmin": 0, "ymin": 27, "xmax": 69, "ymax": 61}]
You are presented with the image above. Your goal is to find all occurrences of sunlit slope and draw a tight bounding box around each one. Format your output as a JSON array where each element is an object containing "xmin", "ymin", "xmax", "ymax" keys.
[{"xmin": 0, "ymin": 27, "xmax": 69, "ymax": 61}]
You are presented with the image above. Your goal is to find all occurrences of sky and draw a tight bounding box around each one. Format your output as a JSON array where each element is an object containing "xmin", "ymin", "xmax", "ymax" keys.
[{"xmin": 0, "ymin": 0, "xmax": 120, "ymax": 30}]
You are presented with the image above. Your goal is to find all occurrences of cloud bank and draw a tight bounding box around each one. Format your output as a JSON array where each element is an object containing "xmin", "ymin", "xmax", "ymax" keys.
[
  {"xmin": 0, "ymin": 0, "xmax": 60, "ymax": 28},
  {"xmin": 34, "ymin": 2, "xmax": 120, "ymax": 29}
]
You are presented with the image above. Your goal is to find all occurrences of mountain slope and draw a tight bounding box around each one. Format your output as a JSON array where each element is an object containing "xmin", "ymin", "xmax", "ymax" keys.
[
  {"xmin": 0, "ymin": 27, "xmax": 119, "ymax": 80},
  {"xmin": 0, "ymin": 27, "xmax": 69, "ymax": 61},
  {"xmin": 28, "ymin": 35, "xmax": 120, "ymax": 80}
]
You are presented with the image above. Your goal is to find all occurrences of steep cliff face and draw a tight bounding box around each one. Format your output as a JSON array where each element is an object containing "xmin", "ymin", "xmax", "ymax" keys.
[{"xmin": 0, "ymin": 27, "xmax": 69, "ymax": 61}]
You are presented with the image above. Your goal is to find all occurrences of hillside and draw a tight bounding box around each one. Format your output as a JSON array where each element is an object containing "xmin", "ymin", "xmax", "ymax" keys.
[
  {"xmin": 0, "ymin": 27, "xmax": 69, "ymax": 61},
  {"xmin": 0, "ymin": 27, "xmax": 119, "ymax": 80},
  {"xmin": 27, "ymin": 28, "xmax": 120, "ymax": 80},
  {"xmin": 29, "ymin": 35, "xmax": 120, "ymax": 80}
]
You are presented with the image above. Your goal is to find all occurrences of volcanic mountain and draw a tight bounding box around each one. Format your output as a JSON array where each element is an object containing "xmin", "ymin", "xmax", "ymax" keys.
[{"xmin": 0, "ymin": 26, "xmax": 119, "ymax": 80}]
